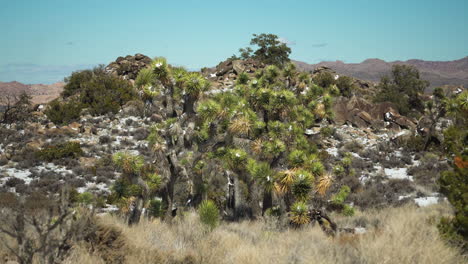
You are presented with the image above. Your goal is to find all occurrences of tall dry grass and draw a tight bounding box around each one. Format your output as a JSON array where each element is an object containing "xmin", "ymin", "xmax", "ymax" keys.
[{"xmin": 61, "ymin": 203, "xmax": 465, "ymax": 264}]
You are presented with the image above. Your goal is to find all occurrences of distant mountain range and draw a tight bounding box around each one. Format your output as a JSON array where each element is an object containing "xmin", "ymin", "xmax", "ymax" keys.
[
  {"xmin": 294, "ymin": 56, "xmax": 468, "ymax": 90},
  {"xmin": 0, "ymin": 81, "xmax": 64, "ymax": 105}
]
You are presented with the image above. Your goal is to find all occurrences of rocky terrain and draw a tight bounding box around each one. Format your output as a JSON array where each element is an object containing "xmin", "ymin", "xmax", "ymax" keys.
[{"xmin": 0, "ymin": 51, "xmax": 466, "ymax": 263}]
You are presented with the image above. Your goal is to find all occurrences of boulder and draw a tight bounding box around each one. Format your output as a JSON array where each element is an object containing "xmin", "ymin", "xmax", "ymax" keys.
[
  {"xmin": 232, "ymin": 60, "xmax": 246, "ymax": 74},
  {"xmin": 105, "ymin": 54, "xmax": 152, "ymax": 81}
]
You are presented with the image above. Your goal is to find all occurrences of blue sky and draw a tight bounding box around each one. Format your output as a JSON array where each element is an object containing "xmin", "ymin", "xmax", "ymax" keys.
[{"xmin": 1, "ymin": 0, "xmax": 467, "ymax": 84}]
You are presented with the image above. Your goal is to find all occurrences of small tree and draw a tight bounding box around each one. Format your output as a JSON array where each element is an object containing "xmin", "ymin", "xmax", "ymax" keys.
[
  {"xmin": 237, "ymin": 33, "xmax": 292, "ymax": 66},
  {"xmin": 374, "ymin": 64, "xmax": 429, "ymax": 115},
  {"xmin": 0, "ymin": 91, "xmax": 32, "ymax": 124}
]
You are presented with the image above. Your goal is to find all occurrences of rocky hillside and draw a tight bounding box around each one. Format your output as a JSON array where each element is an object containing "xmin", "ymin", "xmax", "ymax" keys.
[
  {"xmin": 294, "ymin": 56, "xmax": 468, "ymax": 90},
  {"xmin": 0, "ymin": 81, "xmax": 64, "ymax": 105},
  {"xmin": 0, "ymin": 53, "xmax": 466, "ymax": 263}
]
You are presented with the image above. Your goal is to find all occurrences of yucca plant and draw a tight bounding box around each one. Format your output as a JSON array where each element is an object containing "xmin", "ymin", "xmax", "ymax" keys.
[
  {"xmin": 237, "ymin": 72, "xmax": 250, "ymax": 85},
  {"xmin": 135, "ymin": 67, "xmax": 154, "ymax": 88},
  {"xmin": 146, "ymin": 173, "xmax": 162, "ymax": 194},
  {"xmin": 112, "ymin": 152, "xmax": 145, "ymax": 175},
  {"xmin": 198, "ymin": 200, "xmax": 219, "ymax": 231},
  {"xmin": 151, "ymin": 57, "xmax": 171, "ymax": 85},
  {"xmin": 290, "ymin": 201, "xmax": 310, "ymax": 226},
  {"xmin": 288, "ymin": 149, "xmax": 307, "ymax": 167},
  {"xmin": 308, "ymin": 160, "xmax": 325, "ymax": 177},
  {"xmin": 225, "ymin": 148, "xmax": 248, "ymax": 170},
  {"xmin": 228, "ymin": 116, "xmax": 252, "ymax": 137},
  {"xmin": 274, "ymin": 169, "xmax": 297, "ymax": 195},
  {"xmin": 264, "ymin": 65, "xmax": 280, "ymax": 84},
  {"xmin": 183, "ymin": 72, "xmax": 209, "ymax": 97},
  {"xmin": 251, "ymin": 138, "xmax": 263, "ymax": 154},
  {"xmin": 197, "ymin": 99, "xmax": 222, "ymax": 123},
  {"xmin": 292, "ymin": 169, "xmax": 314, "ymax": 201},
  {"xmin": 316, "ymin": 172, "xmax": 333, "ymax": 196}
]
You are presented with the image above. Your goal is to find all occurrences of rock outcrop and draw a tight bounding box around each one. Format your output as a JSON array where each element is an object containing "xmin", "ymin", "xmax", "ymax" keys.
[
  {"xmin": 333, "ymin": 96, "xmax": 417, "ymax": 130},
  {"xmin": 105, "ymin": 54, "xmax": 152, "ymax": 81}
]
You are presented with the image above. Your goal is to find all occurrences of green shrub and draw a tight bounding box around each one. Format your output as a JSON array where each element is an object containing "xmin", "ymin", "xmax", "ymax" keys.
[
  {"xmin": 148, "ymin": 199, "xmax": 165, "ymax": 218},
  {"xmin": 335, "ymin": 76, "xmax": 355, "ymax": 97},
  {"xmin": 342, "ymin": 204, "xmax": 355, "ymax": 216},
  {"xmin": 332, "ymin": 185, "xmax": 351, "ymax": 205},
  {"xmin": 313, "ymin": 71, "xmax": 335, "ymax": 88},
  {"xmin": 198, "ymin": 200, "xmax": 219, "ymax": 230},
  {"xmin": 45, "ymin": 99, "xmax": 82, "ymax": 125},
  {"xmin": 77, "ymin": 192, "xmax": 94, "ymax": 205},
  {"xmin": 60, "ymin": 65, "xmax": 136, "ymax": 117},
  {"xmin": 36, "ymin": 141, "xmax": 83, "ymax": 162}
]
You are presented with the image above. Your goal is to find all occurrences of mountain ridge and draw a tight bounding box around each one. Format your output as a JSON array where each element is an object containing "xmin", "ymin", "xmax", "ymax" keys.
[{"xmin": 293, "ymin": 56, "xmax": 468, "ymax": 90}]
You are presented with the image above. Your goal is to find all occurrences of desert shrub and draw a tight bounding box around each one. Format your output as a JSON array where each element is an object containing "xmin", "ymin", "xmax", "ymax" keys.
[
  {"xmin": 332, "ymin": 185, "xmax": 351, "ymax": 205},
  {"xmin": 45, "ymin": 98, "xmax": 82, "ymax": 125},
  {"xmin": 198, "ymin": 200, "xmax": 219, "ymax": 230},
  {"xmin": 132, "ymin": 127, "xmax": 149, "ymax": 141},
  {"xmin": 99, "ymin": 135, "xmax": 112, "ymax": 144},
  {"xmin": 36, "ymin": 141, "xmax": 83, "ymax": 162},
  {"xmin": 60, "ymin": 65, "xmax": 136, "ymax": 117},
  {"xmin": 78, "ymin": 192, "xmax": 94, "ymax": 205},
  {"xmin": 148, "ymin": 198, "xmax": 165, "ymax": 218},
  {"xmin": 5, "ymin": 177, "xmax": 25, "ymax": 188},
  {"xmin": 342, "ymin": 140, "xmax": 363, "ymax": 153},
  {"xmin": 313, "ymin": 71, "xmax": 335, "ymax": 88},
  {"xmin": 0, "ymin": 92, "xmax": 33, "ymax": 124},
  {"xmin": 374, "ymin": 65, "xmax": 428, "ymax": 115},
  {"xmin": 342, "ymin": 204, "xmax": 355, "ymax": 216},
  {"xmin": 335, "ymin": 75, "xmax": 355, "ymax": 97}
]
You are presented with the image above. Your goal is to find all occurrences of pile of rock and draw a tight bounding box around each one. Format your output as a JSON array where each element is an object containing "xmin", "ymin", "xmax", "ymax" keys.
[
  {"xmin": 105, "ymin": 53, "xmax": 152, "ymax": 81},
  {"xmin": 203, "ymin": 59, "xmax": 264, "ymax": 83},
  {"xmin": 333, "ymin": 96, "xmax": 417, "ymax": 130}
]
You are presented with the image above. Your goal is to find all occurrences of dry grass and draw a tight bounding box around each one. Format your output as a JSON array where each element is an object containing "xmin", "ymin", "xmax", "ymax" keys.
[
  {"xmin": 63, "ymin": 203, "xmax": 464, "ymax": 264},
  {"xmin": 2, "ymin": 204, "xmax": 465, "ymax": 263}
]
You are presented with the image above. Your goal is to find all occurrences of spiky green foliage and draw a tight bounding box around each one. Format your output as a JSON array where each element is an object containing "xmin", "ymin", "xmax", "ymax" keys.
[
  {"xmin": 146, "ymin": 173, "xmax": 162, "ymax": 193},
  {"xmin": 151, "ymin": 57, "xmax": 171, "ymax": 84},
  {"xmin": 183, "ymin": 72, "xmax": 209, "ymax": 97},
  {"xmin": 135, "ymin": 67, "xmax": 154, "ymax": 88},
  {"xmin": 236, "ymin": 72, "xmax": 250, "ymax": 85},
  {"xmin": 288, "ymin": 149, "xmax": 307, "ymax": 167},
  {"xmin": 290, "ymin": 201, "xmax": 310, "ymax": 226},
  {"xmin": 292, "ymin": 170, "xmax": 314, "ymax": 201},
  {"xmin": 198, "ymin": 200, "xmax": 219, "ymax": 231},
  {"xmin": 197, "ymin": 99, "xmax": 222, "ymax": 123},
  {"xmin": 112, "ymin": 152, "xmax": 145, "ymax": 175},
  {"xmin": 246, "ymin": 159, "xmax": 274, "ymax": 191}
]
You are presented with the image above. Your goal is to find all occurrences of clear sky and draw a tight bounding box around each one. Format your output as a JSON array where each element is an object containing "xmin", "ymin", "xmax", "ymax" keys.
[{"xmin": 1, "ymin": 0, "xmax": 467, "ymax": 84}]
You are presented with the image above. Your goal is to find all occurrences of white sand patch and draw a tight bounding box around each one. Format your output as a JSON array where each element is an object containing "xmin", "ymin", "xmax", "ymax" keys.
[
  {"xmin": 414, "ymin": 196, "xmax": 439, "ymax": 207},
  {"xmin": 384, "ymin": 168, "xmax": 413, "ymax": 181},
  {"xmin": 1, "ymin": 168, "xmax": 33, "ymax": 184},
  {"xmin": 326, "ymin": 147, "xmax": 338, "ymax": 157}
]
